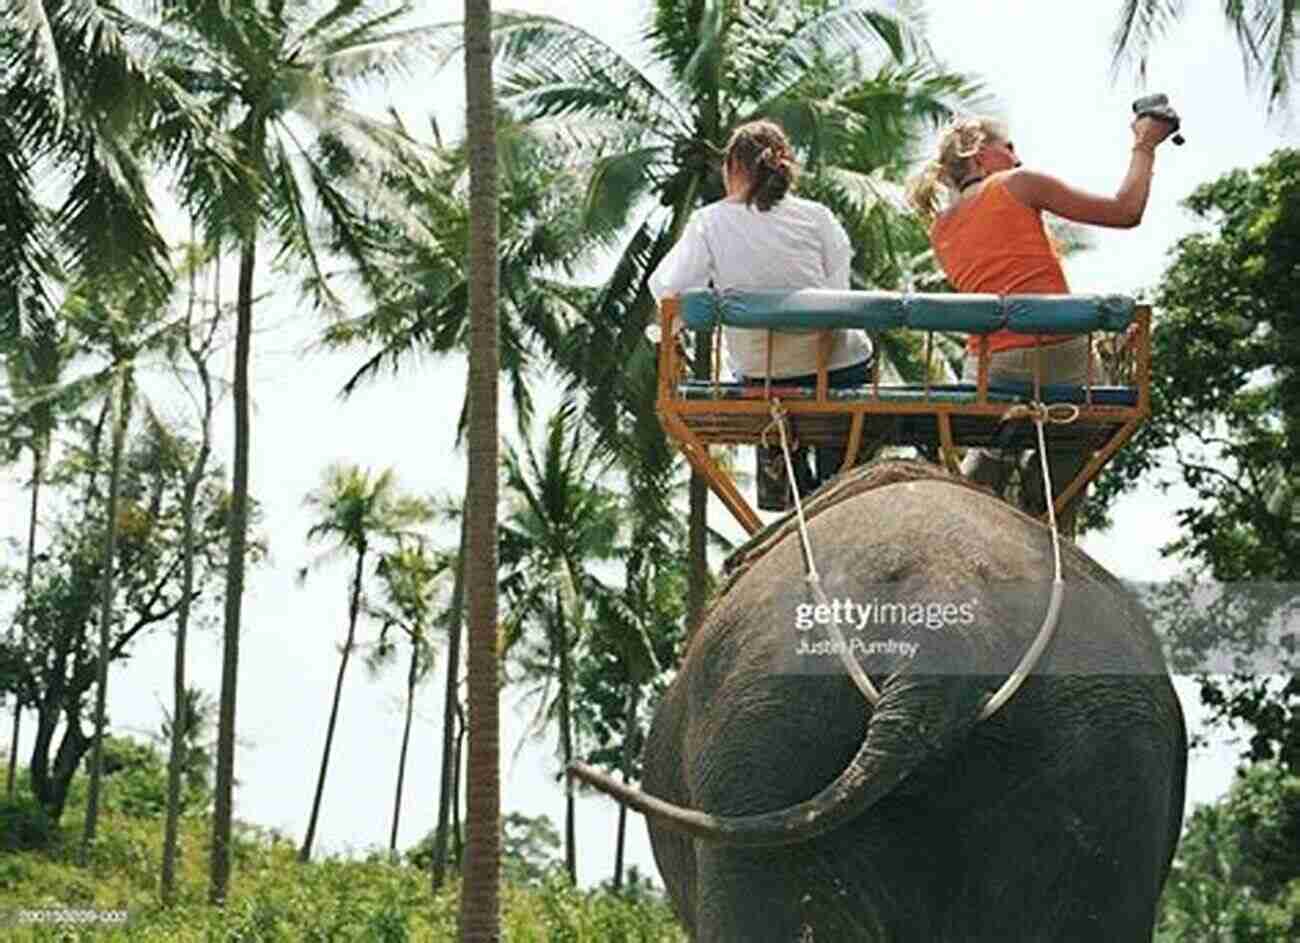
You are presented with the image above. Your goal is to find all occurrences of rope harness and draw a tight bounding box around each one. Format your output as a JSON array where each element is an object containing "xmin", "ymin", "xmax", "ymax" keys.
[{"xmin": 763, "ymin": 398, "xmax": 1078, "ymax": 721}]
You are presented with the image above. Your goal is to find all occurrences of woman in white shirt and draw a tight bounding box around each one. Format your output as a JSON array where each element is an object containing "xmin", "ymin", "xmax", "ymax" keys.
[{"xmin": 648, "ymin": 119, "xmax": 872, "ymax": 505}]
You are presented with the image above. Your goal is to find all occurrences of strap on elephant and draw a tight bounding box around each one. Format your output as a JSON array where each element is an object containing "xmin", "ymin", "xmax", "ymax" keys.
[{"xmin": 764, "ymin": 399, "xmax": 1074, "ymax": 722}]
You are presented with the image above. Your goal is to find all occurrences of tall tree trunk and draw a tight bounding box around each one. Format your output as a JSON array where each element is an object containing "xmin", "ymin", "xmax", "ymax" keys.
[
  {"xmin": 299, "ymin": 546, "xmax": 367, "ymax": 863},
  {"xmin": 613, "ymin": 683, "xmax": 640, "ymax": 890},
  {"xmin": 6, "ymin": 444, "xmax": 43, "ymax": 799},
  {"xmin": 460, "ymin": 0, "xmax": 501, "ymax": 938},
  {"xmin": 81, "ymin": 369, "xmax": 130, "ymax": 863},
  {"xmin": 162, "ymin": 257, "xmax": 216, "ymax": 905},
  {"xmin": 556, "ymin": 602, "xmax": 576, "ymax": 884},
  {"xmin": 431, "ymin": 513, "xmax": 467, "ymax": 891},
  {"xmin": 211, "ymin": 232, "xmax": 256, "ymax": 905},
  {"xmin": 389, "ymin": 638, "xmax": 419, "ymax": 860}
]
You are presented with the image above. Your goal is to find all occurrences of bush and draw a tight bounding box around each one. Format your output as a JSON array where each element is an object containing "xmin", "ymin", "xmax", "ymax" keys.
[{"xmin": 0, "ymin": 796, "xmax": 56, "ymax": 853}]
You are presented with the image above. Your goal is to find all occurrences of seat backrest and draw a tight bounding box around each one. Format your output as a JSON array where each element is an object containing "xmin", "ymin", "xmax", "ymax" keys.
[{"xmin": 676, "ymin": 289, "xmax": 1135, "ymax": 335}]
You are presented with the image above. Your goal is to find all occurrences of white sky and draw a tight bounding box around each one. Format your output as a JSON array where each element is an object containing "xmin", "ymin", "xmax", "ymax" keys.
[{"xmin": 1, "ymin": 1, "xmax": 1295, "ymax": 890}]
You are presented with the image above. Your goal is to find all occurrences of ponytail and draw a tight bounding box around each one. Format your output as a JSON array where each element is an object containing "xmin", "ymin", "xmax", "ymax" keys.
[
  {"xmin": 724, "ymin": 120, "xmax": 798, "ymax": 212},
  {"xmin": 904, "ymin": 160, "xmax": 950, "ymax": 223},
  {"xmin": 905, "ymin": 116, "xmax": 1007, "ymax": 223}
]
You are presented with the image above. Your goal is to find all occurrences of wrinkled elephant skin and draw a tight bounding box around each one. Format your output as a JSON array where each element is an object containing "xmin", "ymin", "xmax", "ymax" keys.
[{"xmin": 638, "ymin": 471, "xmax": 1186, "ymax": 942}]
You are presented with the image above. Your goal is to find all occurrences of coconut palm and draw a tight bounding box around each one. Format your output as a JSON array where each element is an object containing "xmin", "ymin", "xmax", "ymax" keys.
[
  {"xmin": 320, "ymin": 112, "xmax": 607, "ymax": 891},
  {"xmin": 0, "ymin": 0, "xmax": 208, "ymax": 335},
  {"xmin": 500, "ymin": 405, "xmax": 623, "ymax": 885},
  {"xmin": 364, "ymin": 541, "xmax": 449, "ymax": 860},
  {"xmin": 117, "ymin": 0, "xmax": 436, "ymax": 901},
  {"xmin": 296, "ymin": 463, "xmax": 431, "ymax": 863},
  {"xmin": 460, "ymin": 0, "xmax": 500, "ymax": 934},
  {"xmin": 1111, "ymin": 0, "xmax": 1300, "ymax": 111},
  {"xmin": 433, "ymin": 0, "xmax": 982, "ymax": 629}
]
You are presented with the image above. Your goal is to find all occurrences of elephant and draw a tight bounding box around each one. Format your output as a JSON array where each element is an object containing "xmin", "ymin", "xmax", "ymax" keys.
[{"xmin": 573, "ymin": 461, "xmax": 1186, "ymax": 942}]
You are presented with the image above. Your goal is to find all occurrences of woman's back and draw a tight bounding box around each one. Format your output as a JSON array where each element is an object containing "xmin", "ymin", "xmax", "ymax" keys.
[{"xmin": 930, "ymin": 173, "xmax": 1068, "ymax": 297}]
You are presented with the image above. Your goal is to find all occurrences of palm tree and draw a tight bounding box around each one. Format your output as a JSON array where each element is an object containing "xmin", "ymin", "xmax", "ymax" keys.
[
  {"xmin": 296, "ymin": 463, "xmax": 431, "ymax": 863},
  {"xmin": 460, "ymin": 0, "xmax": 501, "ymax": 935},
  {"xmin": 365, "ymin": 542, "xmax": 449, "ymax": 860},
  {"xmin": 319, "ymin": 112, "xmax": 607, "ymax": 892},
  {"xmin": 1, "ymin": 0, "xmax": 198, "ymax": 337},
  {"xmin": 1111, "ymin": 0, "xmax": 1299, "ymax": 111},
  {"xmin": 435, "ymin": 0, "xmax": 980, "ymax": 630},
  {"xmin": 500, "ymin": 406, "xmax": 622, "ymax": 885},
  {"xmin": 119, "ymin": 0, "xmax": 436, "ymax": 902}
]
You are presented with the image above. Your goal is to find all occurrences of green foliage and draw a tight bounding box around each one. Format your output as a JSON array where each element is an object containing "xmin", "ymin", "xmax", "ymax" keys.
[
  {"xmin": 0, "ymin": 802, "xmax": 684, "ymax": 941},
  {"xmin": 501, "ymin": 812, "xmax": 563, "ymax": 887},
  {"xmin": 1094, "ymin": 148, "xmax": 1300, "ymax": 771},
  {"xmin": 87, "ymin": 736, "xmax": 208, "ymax": 822},
  {"xmin": 1157, "ymin": 764, "xmax": 1300, "ymax": 940},
  {"xmin": 0, "ymin": 796, "xmax": 56, "ymax": 854},
  {"xmin": 0, "ymin": 413, "xmax": 238, "ymax": 821}
]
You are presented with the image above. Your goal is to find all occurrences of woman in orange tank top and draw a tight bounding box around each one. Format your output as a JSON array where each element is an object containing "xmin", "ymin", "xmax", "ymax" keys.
[{"xmin": 905, "ymin": 114, "xmax": 1176, "ymax": 532}]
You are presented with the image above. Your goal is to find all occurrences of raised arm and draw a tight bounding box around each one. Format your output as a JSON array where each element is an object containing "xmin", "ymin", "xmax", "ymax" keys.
[{"xmin": 1002, "ymin": 117, "xmax": 1174, "ymax": 229}]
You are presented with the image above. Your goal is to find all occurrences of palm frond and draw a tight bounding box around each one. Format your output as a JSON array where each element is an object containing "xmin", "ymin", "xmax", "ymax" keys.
[{"xmin": 459, "ymin": 12, "xmax": 685, "ymax": 131}]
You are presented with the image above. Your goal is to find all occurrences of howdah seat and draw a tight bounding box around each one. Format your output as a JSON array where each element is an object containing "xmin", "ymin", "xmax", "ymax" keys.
[{"xmin": 655, "ymin": 289, "xmax": 1151, "ymax": 535}]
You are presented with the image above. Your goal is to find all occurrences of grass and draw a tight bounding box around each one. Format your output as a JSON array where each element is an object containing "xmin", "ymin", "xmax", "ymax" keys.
[{"xmin": 0, "ymin": 767, "xmax": 686, "ymax": 941}]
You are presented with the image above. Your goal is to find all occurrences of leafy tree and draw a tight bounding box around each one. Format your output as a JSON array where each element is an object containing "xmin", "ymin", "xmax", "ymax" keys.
[
  {"xmin": 118, "ymin": 0, "xmax": 434, "ymax": 901},
  {"xmin": 296, "ymin": 463, "xmax": 431, "ymax": 863},
  {"xmin": 0, "ymin": 417, "xmax": 238, "ymax": 823},
  {"xmin": 500, "ymin": 811, "xmax": 562, "ymax": 886},
  {"xmin": 1156, "ymin": 764, "xmax": 1300, "ymax": 940},
  {"xmin": 439, "ymin": 0, "xmax": 979, "ymax": 632},
  {"xmin": 500, "ymin": 406, "xmax": 623, "ymax": 885},
  {"xmin": 1, "ymin": 311, "xmax": 75, "ymax": 800},
  {"xmin": 1095, "ymin": 148, "xmax": 1299, "ymax": 773}
]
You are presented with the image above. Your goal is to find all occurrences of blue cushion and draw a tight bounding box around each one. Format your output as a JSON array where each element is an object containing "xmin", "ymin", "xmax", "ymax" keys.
[
  {"xmin": 902, "ymin": 295, "xmax": 1005, "ymax": 333},
  {"xmin": 675, "ymin": 289, "xmax": 1135, "ymax": 335}
]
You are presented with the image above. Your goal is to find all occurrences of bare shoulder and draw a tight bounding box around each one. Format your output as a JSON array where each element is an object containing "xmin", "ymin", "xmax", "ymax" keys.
[{"xmin": 999, "ymin": 168, "xmax": 1062, "ymax": 209}]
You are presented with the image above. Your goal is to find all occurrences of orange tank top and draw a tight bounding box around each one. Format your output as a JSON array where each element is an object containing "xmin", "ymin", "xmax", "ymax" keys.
[{"xmin": 930, "ymin": 174, "xmax": 1071, "ymax": 353}]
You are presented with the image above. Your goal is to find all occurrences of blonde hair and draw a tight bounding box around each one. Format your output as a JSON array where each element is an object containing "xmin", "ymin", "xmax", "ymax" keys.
[{"xmin": 905, "ymin": 116, "xmax": 1008, "ymax": 222}]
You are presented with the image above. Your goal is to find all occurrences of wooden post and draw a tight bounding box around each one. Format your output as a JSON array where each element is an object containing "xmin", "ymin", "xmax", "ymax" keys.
[
  {"xmin": 923, "ymin": 330, "xmax": 933, "ymax": 401},
  {"xmin": 871, "ymin": 335, "xmax": 882, "ymax": 401},
  {"xmin": 658, "ymin": 298, "xmax": 678, "ymax": 405},
  {"xmin": 839, "ymin": 414, "xmax": 865, "ymax": 475},
  {"xmin": 660, "ymin": 411, "xmax": 763, "ymax": 535},
  {"xmin": 816, "ymin": 330, "xmax": 831, "ymax": 401},
  {"xmin": 1049, "ymin": 417, "xmax": 1142, "ymax": 520},
  {"xmin": 1135, "ymin": 306, "xmax": 1152, "ymax": 417},
  {"xmin": 976, "ymin": 335, "xmax": 990, "ymax": 402},
  {"xmin": 937, "ymin": 412, "xmax": 961, "ymax": 475}
]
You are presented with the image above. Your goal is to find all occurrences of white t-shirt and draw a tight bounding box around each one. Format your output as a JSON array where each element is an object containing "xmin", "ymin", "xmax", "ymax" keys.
[{"xmin": 647, "ymin": 196, "xmax": 871, "ymax": 378}]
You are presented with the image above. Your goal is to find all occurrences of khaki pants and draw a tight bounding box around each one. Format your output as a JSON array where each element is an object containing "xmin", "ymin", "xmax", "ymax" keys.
[{"xmin": 960, "ymin": 337, "xmax": 1098, "ymax": 532}]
